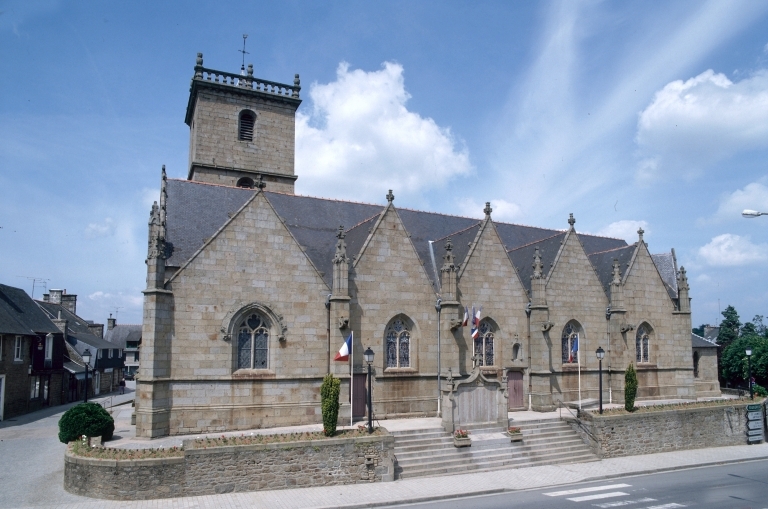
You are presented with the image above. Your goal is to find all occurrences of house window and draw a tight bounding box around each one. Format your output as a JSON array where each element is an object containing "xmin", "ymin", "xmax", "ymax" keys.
[
  {"xmin": 237, "ymin": 313, "xmax": 269, "ymax": 369},
  {"xmin": 44, "ymin": 335, "xmax": 53, "ymax": 361},
  {"xmin": 474, "ymin": 320, "xmax": 494, "ymax": 366},
  {"xmin": 108, "ymin": 349, "xmax": 112, "ymax": 359},
  {"xmin": 385, "ymin": 318, "xmax": 411, "ymax": 368},
  {"xmin": 636, "ymin": 324, "xmax": 650, "ymax": 363},
  {"xmin": 14, "ymin": 336, "xmax": 23, "ymax": 361},
  {"xmin": 238, "ymin": 110, "xmax": 255, "ymax": 141},
  {"xmin": 30, "ymin": 376, "xmax": 40, "ymax": 399},
  {"xmin": 561, "ymin": 323, "xmax": 580, "ymax": 364}
]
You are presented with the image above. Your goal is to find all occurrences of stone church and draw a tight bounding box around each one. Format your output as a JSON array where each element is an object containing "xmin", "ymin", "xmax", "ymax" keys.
[{"xmin": 136, "ymin": 54, "xmax": 719, "ymax": 438}]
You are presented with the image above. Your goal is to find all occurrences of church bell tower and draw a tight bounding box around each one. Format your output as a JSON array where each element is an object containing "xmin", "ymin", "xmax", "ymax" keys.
[{"xmin": 184, "ymin": 53, "xmax": 301, "ymax": 193}]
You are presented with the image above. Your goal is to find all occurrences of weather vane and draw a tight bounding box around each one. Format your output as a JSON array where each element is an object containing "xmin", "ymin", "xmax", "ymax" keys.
[{"xmin": 239, "ymin": 34, "xmax": 249, "ymax": 75}]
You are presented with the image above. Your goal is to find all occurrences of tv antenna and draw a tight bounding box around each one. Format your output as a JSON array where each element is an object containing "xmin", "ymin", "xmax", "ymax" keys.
[
  {"xmin": 15, "ymin": 276, "xmax": 49, "ymax": 299},
  {"xmin": 239, "ymin": 34, "xmax": 249, "ymax": 75},
  {"xmin": 113, "ymin": 306, "xmax": 124, "ymax": 320}
]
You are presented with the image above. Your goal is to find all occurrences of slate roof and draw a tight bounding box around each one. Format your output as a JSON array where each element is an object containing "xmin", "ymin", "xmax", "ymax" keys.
[
  {"xmin": 163, "ymin": 180, "xmax": 681, "ymax": 302},
  {"xmin": 36, "ymin": 301, "xmax": 115, "ymax": 366},
  {"xmin": 104, "ymin": 324, "xmax": 142, "ymax": 349},
  {"xmin": 588, "ymin": 244, "xmax": 637, "ymax": 296},
  {"xmin": 692, "ymin": 332, "xmax": 718, "ymax": 348},
  {"xmin": 0, "ymin": 283, "xmax": 59, "ymax": 336}
]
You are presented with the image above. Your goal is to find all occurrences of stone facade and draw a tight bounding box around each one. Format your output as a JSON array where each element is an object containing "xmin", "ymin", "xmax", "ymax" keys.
[
  {"xmin": 572, "ymin": 402, "xmax": 758, "ymax": 458},
  {"xmin": 64, "ymin": 432, "xmax": 394, "ymax": 500},
  {"xmin": 135, "ymin": 56, "xmax": 718, "ymax": 438}
]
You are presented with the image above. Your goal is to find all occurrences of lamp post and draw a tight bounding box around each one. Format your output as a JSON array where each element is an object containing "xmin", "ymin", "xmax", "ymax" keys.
[
  {"xmin": 746, "ymin": 348, "xmax": 753, "ymax": 400},
  {"xmin": 82, "ymin": 348, "xmax": 92, "ymax": 403},
  {"xmin": 596, "ymin": 346, "xmax": 605, "ymax": 414},
  {"xmin": 742, "ymin": 209, "xmax": 768, "ymax": 218},
  {"xmin": 364, "ymin": 347, "xmax": 375, "ymax": 433},
  {"xmin": 435, "ymin": 298, "xmax": 442, "ymax": 417}
]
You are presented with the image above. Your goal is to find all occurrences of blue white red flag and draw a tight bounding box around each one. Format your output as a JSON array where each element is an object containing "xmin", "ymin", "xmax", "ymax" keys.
[
  {"xmin": 568, "ymin": 335, "xmax": 579, "ymax": 363},
  {"xmin": 461, "ymin": 307, "xmax": 469, "ymax": 327},
  {"xmin": 334, "ymin": 333, "xmax": 353, "ymax": 361}
]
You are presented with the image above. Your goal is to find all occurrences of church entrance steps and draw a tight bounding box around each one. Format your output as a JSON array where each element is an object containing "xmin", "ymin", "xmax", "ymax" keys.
[{"xmin": 391, "ymin": 417, "xmax": 598, "ymax": 479}]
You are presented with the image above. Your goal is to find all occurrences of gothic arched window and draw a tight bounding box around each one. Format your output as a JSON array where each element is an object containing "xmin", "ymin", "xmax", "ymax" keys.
[
  {"xmin": 238, "ymin": 110, "xmax": 255, "ymax": 141},
  {"xmin": 562, "ymin": 322, "xmax": 580, "ymax": 364},
  {"xmin": 475, "ymin": 320, "xmax": 494, "ymax": 366},
  {"xmin": 636, "ymin": 324, "xmax": 650, "ymax": 363},
  {"xmin": 237, "ymin": 313, "xmax": 269, "ymax": 369},
  {"xmin": 385, "ymin": 318, "xmax": 410, "ymax": 368}
]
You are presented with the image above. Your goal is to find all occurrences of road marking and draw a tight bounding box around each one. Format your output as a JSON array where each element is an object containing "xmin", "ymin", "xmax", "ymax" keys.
[
  {"xmin": 645, "ymin": 505, "xmax": 686, "ymax": 509},
  {"xmin": 544, "ymin": 484, "xmax": 632, "ymax": 497},
  {"xmin": 568, "ymin": 492, "xmax": 630, "ymax": 502},
  {"xmin": 594, "ymin": 498, "xmax": 657, "ymax": 507}
]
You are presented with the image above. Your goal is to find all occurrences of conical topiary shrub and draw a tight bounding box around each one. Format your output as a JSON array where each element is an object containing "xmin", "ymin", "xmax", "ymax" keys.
[
  {"xmin": 625, "ymin": 363, "xmax": 638, "ymax": 412},
  {"xmin": 321, "ymin": 373, "xmax": 340, "ymax": 436}
]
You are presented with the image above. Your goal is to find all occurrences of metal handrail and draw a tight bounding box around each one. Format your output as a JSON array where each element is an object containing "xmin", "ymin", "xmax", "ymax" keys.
[{"xmin": 556, "ymin": 400, "xmax": 599, "ymax": 445}]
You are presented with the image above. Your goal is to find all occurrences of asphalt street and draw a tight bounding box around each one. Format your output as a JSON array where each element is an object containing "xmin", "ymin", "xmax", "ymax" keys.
[{"xmin": 385, "ymin": 459, "xmax": 768, "ymax": 509}]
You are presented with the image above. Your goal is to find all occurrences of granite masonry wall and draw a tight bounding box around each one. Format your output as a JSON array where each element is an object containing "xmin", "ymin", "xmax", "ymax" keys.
[
  {"xmin": 64, "ymin": 431, "xmax": 394, "ymax": 500},
  {"xmin": 570, "ymin": 402, "xmax": 756, "ymax": 458}
]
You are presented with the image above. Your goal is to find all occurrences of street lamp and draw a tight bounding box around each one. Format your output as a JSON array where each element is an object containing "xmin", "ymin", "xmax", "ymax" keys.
[
  {"xmin": 595, "ymin": 346, "xmax": 605, "ymax": 414},
  {"xmin": 742, "ymin": 209, "xmax": 767, "ymax": 218},
  {"xmin": 746, "ymin": 348, "xmax": 753, "ymax": 400},
  {"xmin": 82, "ymin": 348, "xmax": 92, "ymax": 403},
  {"xmin": 364, "ymin": 347, "xmax": 375, "ymax": 433}
]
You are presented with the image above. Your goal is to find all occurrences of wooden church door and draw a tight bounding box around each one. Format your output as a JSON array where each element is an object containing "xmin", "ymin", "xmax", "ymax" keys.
[{"xmin": 507, "ymin": 371, "xmax": 524, "ymax": 410}]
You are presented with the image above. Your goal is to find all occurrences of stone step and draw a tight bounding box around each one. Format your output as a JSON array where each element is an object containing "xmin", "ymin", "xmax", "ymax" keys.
[{"xmin": 388, "ymin": 427, "xmax": 446, "ymax": 437}]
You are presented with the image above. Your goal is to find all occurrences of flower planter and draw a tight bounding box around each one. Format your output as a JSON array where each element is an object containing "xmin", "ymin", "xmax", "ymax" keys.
[
  {"xmin": 507, "ymin": 432, "xmax": 523, "ymax": 442},
  {"xmin": 453, "ymin": 437, "xmax": 471, "ymax": 448}
]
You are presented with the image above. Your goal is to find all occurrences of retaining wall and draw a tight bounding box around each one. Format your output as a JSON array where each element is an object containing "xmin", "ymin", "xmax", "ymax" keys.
[{"xmin": 64, "ymin": 431, "xmax": 394, "ymax": 500}]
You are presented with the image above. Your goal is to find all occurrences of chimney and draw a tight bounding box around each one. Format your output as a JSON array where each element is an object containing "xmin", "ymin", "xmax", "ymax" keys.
[
  {"xmin": 49, "ymin": 289, "xmax": 63, "ymax": 304},
  {"xmin": 60, "ymin": 291, "xmax": 77, "ymax": 315},
  {"xmin": 43, "ymin": 293, "xmax": 50, "ymax": 302},
  {"xmin": 107, "ymin": 313, "xmax": 116, "ymax": 331},
  {"xmin": 88, "ymin": 323, "xmax": 104, "ymax": 339},
  {"xmin": 52, "ymin": 310, "xmax": 68, "ymax": 337}
]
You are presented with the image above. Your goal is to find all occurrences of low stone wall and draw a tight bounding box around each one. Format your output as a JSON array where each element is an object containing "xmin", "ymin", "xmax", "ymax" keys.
[
  {"xmin": 573, "ymin": 402, "xmax": 755, "ymax": 458},
  {"xmin": 64, "ymin": 431, "xmax": 394, "ymax": 500}
]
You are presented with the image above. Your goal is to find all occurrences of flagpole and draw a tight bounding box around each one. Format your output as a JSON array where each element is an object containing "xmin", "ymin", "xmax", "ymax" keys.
[
  {"xmin": 350, "ymin": 330, "xmax": 354, "ymax": 427},
  {"xmin": 577, "ymin": 336, "xmax": 582, "ymax": 410}
]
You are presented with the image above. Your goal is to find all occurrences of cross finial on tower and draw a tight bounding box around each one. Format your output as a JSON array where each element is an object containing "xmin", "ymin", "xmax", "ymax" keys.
[
  {"xmin": 637, "ymin": 227, "xmax": 644, "ymax": 241},
  {"xmin": 386, "ymin": 189, "xmax": 395, "ymax": 203},
  {"xmin": 484, "ymin": 202, "xmax": 492, "ymax": 218},
  {"xmin": 532, "ymin": 247, "xmax": 543, "ymax": 279},
  {"xmin": 568, "ymin": 213, "xmax": 576, "ymax": 228},
  {"xmin": 239, "ymin": 34, "xmax": 250, "ymax": 75},
  {"xmin": 612, "ymin": 259, "xmax": 622, "ymax": 285},
  {"xmin": 336, "ymin": 225, "xmax": 345, "ymax": 240}
]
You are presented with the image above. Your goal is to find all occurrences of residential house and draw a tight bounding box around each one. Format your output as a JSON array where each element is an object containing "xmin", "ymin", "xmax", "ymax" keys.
[{"xmin": 103, "ymin": 314, "xmax": 141, "ymax": 378}]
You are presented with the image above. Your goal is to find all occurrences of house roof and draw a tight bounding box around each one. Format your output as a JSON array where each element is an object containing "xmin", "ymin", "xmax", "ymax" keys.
[
  {"xmin": 0, "ymin": 283, "xmax": 59, "ymax": 336},
  {"xmin": 36, "ymin": 301, "xmax": 116, "ymax": 365},
  {"xmin": 651, "ymin": 252, "xmax": 679, "ymax": 299},
  {"xmin": 588, "ymin": 244, "xmax": 637, "ymax": 297},
  {"xmin": 103, "ymin": 324, "xmax": 142, "ymax": 348},
  {"xmin": 162, "ymin": 180, "xmax": 681, "ymax": 301},
  {"xmin": 692, "ymin": 332, "xmax": 718, "ymax": 348}
]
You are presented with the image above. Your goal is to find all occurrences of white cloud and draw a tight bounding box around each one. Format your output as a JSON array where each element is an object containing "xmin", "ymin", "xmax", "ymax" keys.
[
  {"xmin": 711, "ymin": 181, "xmax": 768, "ymax": 221},
  {"xmin": 84, "ymin": 218, "xmax": 116, "ymax": 239},
  {"xmin": 695, "ymin": 274, "xmax": 712, "ymax": 283},
  {"xmin": 456, "ymin": 198, "xmax": 522, "ymax": 222},
  {"xmin": 596, "ymin": 220, "xmax": 648, "ymax": 242},
  {"xmin": 698, "ymin": 233, "xmax": 768, "ymax": 266},
  {"xmin": 295, "ymin": 62, "xmax": 472, "ymax": 204},
  {"xmin": 637, "ymin": 69, "xmax": 768, "ymax": 178}
]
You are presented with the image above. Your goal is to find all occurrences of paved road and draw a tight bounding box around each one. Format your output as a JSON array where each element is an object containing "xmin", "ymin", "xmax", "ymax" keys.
[{"xmin": 383, "ymin": 459, "xmax": 768, "ymax": 508}]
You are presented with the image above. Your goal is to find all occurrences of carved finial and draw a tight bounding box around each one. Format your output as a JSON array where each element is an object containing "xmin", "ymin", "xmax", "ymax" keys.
[
  {"xmin": 678, "ymin": 266, "xmax": 689, "ymax": 290},
  {"xmin": 441, "ymin": 238, "xmax": 455, "ymax": 270},
  {"xmin": 484, "ymin": 202, "xmax": 492, "ymax": 218},
  {"xmin": 247, "ymin": 64, "xmax": 253, "ymax": 77},
  {"xmin": 445, "ymin": 238, "xmax": 453, "ymax": 253},
  {"xmin": 568, "ymin": 213, "xmax": 575, "ymax": 228},
  {"xmin": 532, "ymin": 247, "xmax": 543, "ymax": 279},
  {"xmin": 333, "ymin": 225, "xmax": 347, "ymax": 264},
  {"xmin": 194, "ymin": 53, "xmax": 203, "ymax": 79},
  {"xmin": 159, "ymin": 166, "xmax": 167, "ymax": 231},
  {"xmin": 255, "ymin": 174, "xmax": 266, "ymax": 190},
  {"xmin": 196, "ymin": 52, "xmax": 203, "ymax": 66},
  {"xmin": 612, "ymin": 259, "xmax": 622, "ymax": 285},
  {"xmin": 637, "ymin": 227, "xmax": 644, "ymax": 241},
  {"xmin": 386, "ymin": 189, "xmax": 395, "ymax": 203},
  {"xmin": 293, "ymin": 74, "xmax": 301, "ymax": 98}
]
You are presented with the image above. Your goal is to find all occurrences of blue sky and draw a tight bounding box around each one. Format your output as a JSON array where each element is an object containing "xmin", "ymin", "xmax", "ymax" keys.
[{"xmin": 2, "ymin": 1, "xmax": 768, "ymax": 329}]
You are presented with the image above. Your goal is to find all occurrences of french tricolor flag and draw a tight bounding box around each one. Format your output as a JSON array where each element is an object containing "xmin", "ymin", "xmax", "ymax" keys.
[
  {"xmin": 461, "ymin": 307, "xmax": 469, "ymax": 327},
  {"xmin": 471, "ymin": 306, "xmax": 482, "ymax": 339},
  {"xmin": 334, "ymin": 333, "xmax": 353, "ymax": 361}
]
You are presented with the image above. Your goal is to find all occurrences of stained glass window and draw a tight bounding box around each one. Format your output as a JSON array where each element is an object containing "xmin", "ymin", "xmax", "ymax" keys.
[
  {"xmin": 386, "ymin": 319, "xmax": 410, "ymax": 368},
  {"xmin": 237, "ymin": 313, "xmax": 269, "ymax": 369},
  {"xmin": 475, "ymin": 321, "xmax": 494, "ymax": 366},
  {"xmin": 562, "ymin": 323, "xmax": 579, "ymax": 364},
  {"xmin": 636, "ymin": 325, "xmax": 650, "ymax": 363}
]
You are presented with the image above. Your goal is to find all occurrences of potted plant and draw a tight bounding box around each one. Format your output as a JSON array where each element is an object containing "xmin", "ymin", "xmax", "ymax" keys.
[
  {"xmin": 453, "ymin": 428, "xmax": 471, "ymax": 447},
  {"xmin": 507, "ymin": 426, "xmax": 523, "ymax": 442}
]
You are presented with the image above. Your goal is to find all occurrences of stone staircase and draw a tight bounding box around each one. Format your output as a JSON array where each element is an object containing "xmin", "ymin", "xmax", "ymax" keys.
[{"xmin": 392, "ymin": 418, "xmax": 598, "ymax": 479}]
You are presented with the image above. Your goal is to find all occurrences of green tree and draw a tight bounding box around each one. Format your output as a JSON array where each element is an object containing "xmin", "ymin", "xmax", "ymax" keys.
[
  {"xmin": 752, "ymin": 315, "xmax": 767, "ymax": 337},
  {"xmin": 716, "ymin": 305, "xmax": 741, "ymax": 348},
  {"xmin": 692, "ymin": 324, "xmax": 706, "ymax": 336},
  {"xmin": 625, "ymin": 363, "xmax": 638, "ymax": 412},
  {"xmin": 320, "ymin": 373, "xmax": 340, "ymax": 436},
  {"xmin": 741, "ymin": 322, "xmax": 757, "ymax": 337},
  {"xmin": 721, "ymin": 335, "xmax": 768, "ymax": 388}
]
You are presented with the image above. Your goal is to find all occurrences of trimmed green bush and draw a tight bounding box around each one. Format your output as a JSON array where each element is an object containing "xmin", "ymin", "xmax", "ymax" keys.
[
  {"xmin": 321, "ymin": 373, "xmax": 340, "ymax": 436},
  {"xmin": 58, "ymin": 402, "xmax": 115, "ymax": 444},
  {"xmin": 625, "ymin": 363, "xmax": 638, "ymax": 412},
  {"xmin": 754, "ymin": 383, "xmax": 768, "ymax": 397}
]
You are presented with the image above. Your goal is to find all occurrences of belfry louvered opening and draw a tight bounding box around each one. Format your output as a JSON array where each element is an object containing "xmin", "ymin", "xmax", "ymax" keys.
[{"xmin": 238, "ymin": 110, "xmax": 255, "ymax": 141}]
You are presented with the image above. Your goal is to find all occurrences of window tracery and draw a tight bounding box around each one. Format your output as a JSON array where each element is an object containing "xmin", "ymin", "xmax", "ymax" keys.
[
  {"xmin": 237, "ymin": 313, "xmax": 269, "ymax": 369},
  {"xmin": 474, "ymin": 320, "xmax": 494, "ymax": 366},
  {"xmin": 636, "ymin": 324, "xmax": 650, "ymax": 363},
  {"xmin": 562, "ymin": 322, "xmax": 580, "ymax": 364},
  {"xmin": 385, "ymin": 318, "xmax": 410, "ymax": 368}
]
